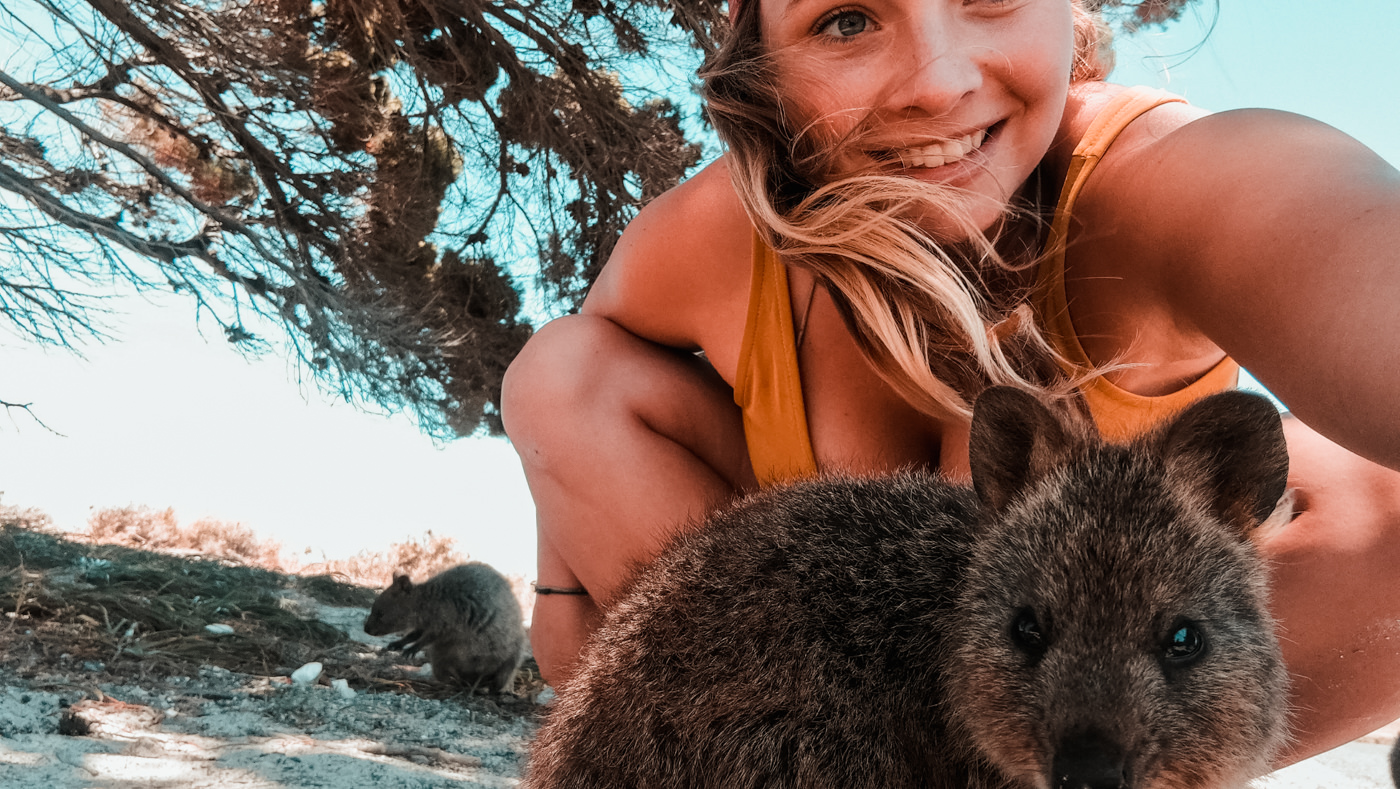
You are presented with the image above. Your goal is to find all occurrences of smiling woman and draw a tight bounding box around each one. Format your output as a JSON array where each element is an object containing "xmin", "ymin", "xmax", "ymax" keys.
[
  {"xmin": 705, "ymin": 0, "xmax": 1105, "ymax": 422},
  {"xmin": 500, "ymin": 0, "xmax": 1400, "ymax": 771}
]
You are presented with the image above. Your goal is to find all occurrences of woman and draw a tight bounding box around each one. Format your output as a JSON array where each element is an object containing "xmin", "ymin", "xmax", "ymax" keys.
[{"xmin": 503, "ymin": 0, "xmax": 1400, "ymax": 766}]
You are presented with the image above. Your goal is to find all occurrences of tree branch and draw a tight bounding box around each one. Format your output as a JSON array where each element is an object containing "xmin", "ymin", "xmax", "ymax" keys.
[
  {"xmin": 1, "ymin": 398, "xmax": 65, "ymax": 436},
  {"xmin": 0, "ymin": 67, "xmax": 256, "ymax": 239}
]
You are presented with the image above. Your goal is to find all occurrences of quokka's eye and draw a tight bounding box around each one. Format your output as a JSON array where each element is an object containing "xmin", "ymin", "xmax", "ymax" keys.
[
  {"xmin": 1163, "ymin": 622, "xmax": 1207, "ymax": 665},
  {"xmin": 1010, "ymin": 608, "xmax": 1048, "ymax": 657}
]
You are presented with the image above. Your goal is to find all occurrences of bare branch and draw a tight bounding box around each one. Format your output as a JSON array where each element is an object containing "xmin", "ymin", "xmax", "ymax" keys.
[
  {"xmin": 1, "ymin": 398, "xmax": 65, "ymax": 436},
  {"xmin": 0, "ymin": 67, "xmax": 256, "ymax": 239}
]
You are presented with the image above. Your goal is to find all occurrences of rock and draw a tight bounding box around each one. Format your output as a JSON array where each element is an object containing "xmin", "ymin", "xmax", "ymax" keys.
[{"xmin": 290, "ymin": 662, "xmax": 323, "ymax": 685}]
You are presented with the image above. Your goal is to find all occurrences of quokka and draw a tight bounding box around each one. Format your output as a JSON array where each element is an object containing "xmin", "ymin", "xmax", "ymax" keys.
[
  {"xmin": 525, "ymin": 386, "xmax": 1293, "ymax": 789},
  {"xmin": 364, "ymin": 561, "xmax": 527, "ymax": 693}
]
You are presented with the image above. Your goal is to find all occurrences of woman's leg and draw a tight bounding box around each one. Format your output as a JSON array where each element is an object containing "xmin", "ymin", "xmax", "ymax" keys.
[
  {"xmin": 502, "ymin": 314, "xmax": 755, "ymax": 685},
  {"xmin": 1261, "ymin": 415, "xmax": 1400, "ymax": 764}
]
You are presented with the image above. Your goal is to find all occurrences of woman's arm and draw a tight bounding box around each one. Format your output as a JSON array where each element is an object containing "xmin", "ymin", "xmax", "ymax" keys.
[
  {"xmin": 1066, "ymin": 107, "xmax": 1400, "ymax": 758},
  {"xmin": 1083, "ymin": 108, "xmax": 1400, "ymax": 470}
]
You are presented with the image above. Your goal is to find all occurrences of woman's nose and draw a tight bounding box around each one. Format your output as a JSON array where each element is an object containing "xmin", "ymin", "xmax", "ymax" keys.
[{"xmin": 884, "ymin": 17, "xmax": 984, "ymax": 117}]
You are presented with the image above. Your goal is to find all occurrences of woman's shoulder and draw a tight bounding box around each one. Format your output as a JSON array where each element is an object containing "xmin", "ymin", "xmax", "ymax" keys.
[
  {"xmin": 1058, "ymin": 82, "xmax": 1400, "ymax": 406},
  {"xmin": 1050, "ymin": 81, "xmax": 1210, "ymax": 170},
  {"xmin": 1065, "ymin": 80, "xmax": 1392, "ymax": 265},
  {"xmin": 582, "ymin": 156, "xmax": 756, "ymax": 365},
  {"xmin": 617, "ymin": 156, "xmax": 754, "ymax": 259}
]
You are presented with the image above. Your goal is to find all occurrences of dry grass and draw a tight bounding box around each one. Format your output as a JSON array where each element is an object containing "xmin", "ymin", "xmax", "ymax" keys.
[
  {"xmin": 80, "ymin": 506, "xmax": 536, "ymax": 617},
  {"xmin": 0, "ymin": 505, "xmax": 544, "ymax": 703},
  {"xmin": 0, "ymin": 495, "xmax": 53, "ymax": 532},
  {"xmin": 2, "ymin": 521, "xmax": 352, "ymax": 679},
  {"xmin": 300, "ymin": 531, "xmax": 464, "ymax": 589},
  {"xmin": 88, "ymin": 505, "xmax": 285, "ymax": 569}
]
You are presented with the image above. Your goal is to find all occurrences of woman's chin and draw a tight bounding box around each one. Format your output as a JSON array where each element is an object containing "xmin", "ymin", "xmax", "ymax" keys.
[{"xmin": 905, "ymin": 196, "xmax": 1012, "ymax": 244}]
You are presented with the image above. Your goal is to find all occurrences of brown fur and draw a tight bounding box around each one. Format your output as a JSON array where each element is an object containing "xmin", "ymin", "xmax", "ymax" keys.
[
  {"xmin": 364, "ymin": 561, "xmax": 526, "ymax": 693},
  {"xmin": 524, "ymin": 387, "xmax": 1292, "ymax": 788}
]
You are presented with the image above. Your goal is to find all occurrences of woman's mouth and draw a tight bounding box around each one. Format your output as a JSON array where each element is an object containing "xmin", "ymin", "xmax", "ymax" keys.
[{"xmin": 897, "ymin": 126, "xmax": 992, "ymax": 169}]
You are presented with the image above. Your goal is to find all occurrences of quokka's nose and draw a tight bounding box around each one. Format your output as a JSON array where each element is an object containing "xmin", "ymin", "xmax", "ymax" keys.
[{"xmin": 1051, "ymin": 730, "xmax": 1129, "ymax": 789}]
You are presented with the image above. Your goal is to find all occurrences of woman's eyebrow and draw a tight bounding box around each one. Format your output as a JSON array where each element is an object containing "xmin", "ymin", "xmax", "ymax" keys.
[{"xmin": 774, "ymin": 0, "xmax": 824, "ymax": 22}]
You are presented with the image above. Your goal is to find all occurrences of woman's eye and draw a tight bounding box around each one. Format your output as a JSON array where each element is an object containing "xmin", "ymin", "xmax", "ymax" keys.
[{"xmin": 818, "ymin": 10, "xmax": 869, "ymax": 38}]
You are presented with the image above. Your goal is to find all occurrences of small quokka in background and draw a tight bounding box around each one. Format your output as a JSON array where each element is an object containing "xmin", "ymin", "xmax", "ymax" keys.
[
  {"xmin": 364, "ymin": 561, "xmax": 527, "ymax": 693},
  {"xmin": 1389, "ymin": 736, "xmax": 1399, "ymax": 787},
  {"xmin": 524, "ymin": 387, "xmax": 1293, "ymax": 789}
]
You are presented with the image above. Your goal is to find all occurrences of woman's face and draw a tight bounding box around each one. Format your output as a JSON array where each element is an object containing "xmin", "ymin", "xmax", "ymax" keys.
[{"xmin": 760, "ymin": 0, "xmax": 1076, "ymax": 234}]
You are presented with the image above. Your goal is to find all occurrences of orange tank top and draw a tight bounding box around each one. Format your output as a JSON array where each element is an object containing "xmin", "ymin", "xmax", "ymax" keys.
[{"xmin": 734, "ymin": 87, "xmax": 1239, "ymax": 487}]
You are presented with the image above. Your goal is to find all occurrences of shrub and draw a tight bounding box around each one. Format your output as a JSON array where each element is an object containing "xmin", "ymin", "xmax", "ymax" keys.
[
  {"xmin": 0, "ymin": 495, "xmax": 53, "ymax": 532},
  {"xmin": 86, "ymin": 506, "xmax": 284, "ymax": 569},
  {"xmin": 184, "ymin": 517, "xmax": 285, "ymax": 569},
  {"xmin": 87, "ymin": 505, "xmax": 180, "ymax": 548},
  {"xmin": 305, "ymin": 531, "xmax": 466, "ymax": 589}
]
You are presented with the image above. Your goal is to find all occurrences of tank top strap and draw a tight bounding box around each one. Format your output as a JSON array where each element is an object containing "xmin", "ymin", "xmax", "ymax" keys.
[
  {"xmin": 734, "ymin": 231, "xmax": 818, "ymax": 485},
  {"xmin": 736, "ymin": 87, "xmax": 1235, "ymax": 485},
  {"xmin": 1034, "ymin": 86, "xmax": 1240, "ymax": 442},
  {"xmin": 1037, "ymin": 86, "xmax": 1186, "ymax": 313}
]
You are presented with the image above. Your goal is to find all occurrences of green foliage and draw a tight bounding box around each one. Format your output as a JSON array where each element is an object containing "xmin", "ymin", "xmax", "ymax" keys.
[
  {"xmin": 0, "ymin": 0, "xmax": 716, "ymax": 436},
  {"xmin": 0, "ymin": 0, "xmax": 1196, "ymax": 436}
]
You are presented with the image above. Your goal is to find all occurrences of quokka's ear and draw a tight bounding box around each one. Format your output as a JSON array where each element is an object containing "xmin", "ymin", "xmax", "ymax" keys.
[
  {"xmin": 969, "ymin": 386, "xmax": 1077, "ymax": 515},
  {"xmin": 393, "ymin": 574, "xmax": 415, "ymax": 593},
  {"xmin": 1158, "ymin": 391, "xmax": 1290, "ymax": 535}
]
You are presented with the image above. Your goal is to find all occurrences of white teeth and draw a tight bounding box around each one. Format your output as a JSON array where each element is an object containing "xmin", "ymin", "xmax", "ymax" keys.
[{"xmin": 902, "ymin": 129, "xmax": 987, "ymax": 169}]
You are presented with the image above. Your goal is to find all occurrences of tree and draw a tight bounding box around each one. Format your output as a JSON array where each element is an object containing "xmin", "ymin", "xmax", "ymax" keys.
[
  {"xmin": 0, "ymin": 0, "xmax": 1197, "ymax": 438},
  {"xmin": 0, "ymin": 0, "xmax": 718, "ymax": 437},
  {"xmin": 1091, "ymin": 0, "xmax": 1204, "ymax": 31}
]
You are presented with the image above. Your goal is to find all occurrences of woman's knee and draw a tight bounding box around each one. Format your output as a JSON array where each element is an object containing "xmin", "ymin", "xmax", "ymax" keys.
[
  {"xmin": 502, "ymin": 314, "xmax": 619, "ymax": 445},
  {"xmin": 1258, "ymin": 418, "xmax": 1400, "ymax": 760},
  {"xmin": 502, "ymin": 313, "xmax": 750, "ymax": 487},
  {"xmin": 504, "ymin": 314, "xmax": 686, "ymax": 440}
]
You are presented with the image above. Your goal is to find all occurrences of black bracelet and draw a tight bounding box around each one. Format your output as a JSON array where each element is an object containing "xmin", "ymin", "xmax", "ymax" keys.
[{"xmin": 533, "ymin": 583, "xmax": 589, "ymax": 596}]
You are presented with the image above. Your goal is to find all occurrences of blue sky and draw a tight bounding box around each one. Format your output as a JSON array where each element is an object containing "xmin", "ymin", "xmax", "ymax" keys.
[
  {"xmin": 1108, "ymin": 0, "xmax": 1398, "ymax": 168},
  {"xmin": 1, "ymin": 0, "xmax": 1396, "ymax": 582}
]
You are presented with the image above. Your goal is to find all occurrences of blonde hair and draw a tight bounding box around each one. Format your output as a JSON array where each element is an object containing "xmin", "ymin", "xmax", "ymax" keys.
[{"xmin": 700, "ymin": 1, "xmax": 1114, "ymax": 420}]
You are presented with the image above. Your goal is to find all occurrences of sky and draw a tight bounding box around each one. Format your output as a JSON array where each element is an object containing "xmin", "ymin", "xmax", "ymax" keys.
[{"xmin": 1, "ymin": 0, "xmax": 1397, "ymax": 583}]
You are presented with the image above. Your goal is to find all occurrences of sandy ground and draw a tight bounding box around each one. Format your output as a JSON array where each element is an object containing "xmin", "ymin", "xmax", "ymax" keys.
[
  {"xmin": 0, "ymin": 600, "xmax": 1393, "ymax": 788},
  {"xmin": 0, "ymin": 603, "xmax": 541, "ymax": 788},
  {"xmin": 1260, "ymin": 719, "xmax": 1399, "ymax": 789}
]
